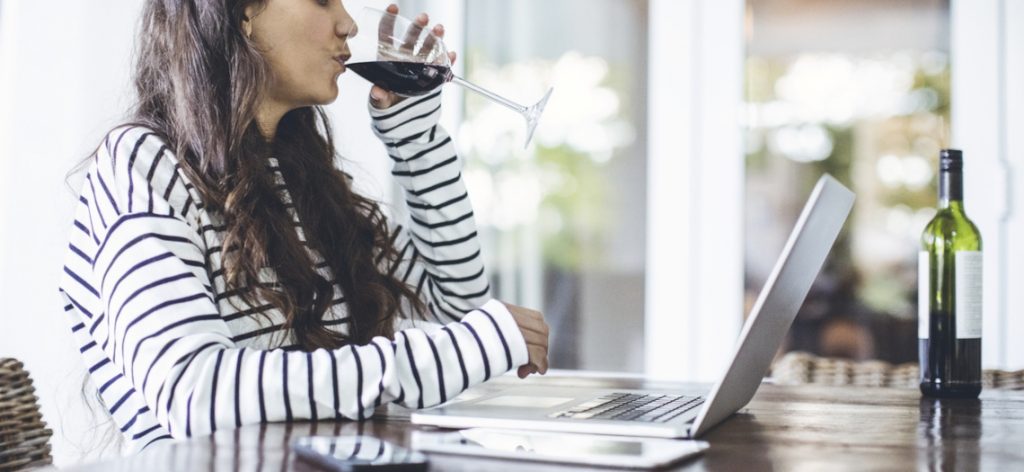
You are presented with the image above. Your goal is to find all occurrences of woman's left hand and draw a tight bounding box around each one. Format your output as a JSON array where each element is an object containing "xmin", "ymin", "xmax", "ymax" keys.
[
  {"xmin": 369, "ymin": 4, "xmax": 457, "ymax": 109},
  {"xmin": 500, "ymin": 301, "xmax": 550, "ymax": 379}
]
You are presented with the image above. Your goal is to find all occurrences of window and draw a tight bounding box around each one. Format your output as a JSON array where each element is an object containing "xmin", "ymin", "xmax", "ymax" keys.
[
  {"xmin": 460, "ymin": 0, "xmax": 649, "ymax": 371},
  {"xmin": 745, "ymin": 0, "xmax": 951, "ymax": 363}
]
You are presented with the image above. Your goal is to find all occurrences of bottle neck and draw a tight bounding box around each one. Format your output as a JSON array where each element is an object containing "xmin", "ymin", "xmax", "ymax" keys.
[{"xmin": 938, "ymin": 169, "xmax": 963, "ymax": 209}]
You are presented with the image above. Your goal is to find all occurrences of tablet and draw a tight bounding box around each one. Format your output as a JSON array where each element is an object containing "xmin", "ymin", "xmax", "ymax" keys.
[
  {"xmin": 292, "ymin": 436, "xmax": 429, "ymax": 471},
  {"xmin": 411, "ymin": 428, "xmax": 709, "ymax": 469}
]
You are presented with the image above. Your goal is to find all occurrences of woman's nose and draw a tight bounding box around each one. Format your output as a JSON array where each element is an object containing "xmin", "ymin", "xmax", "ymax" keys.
[{"xmin": 337, "ymin": 11, "xmax": 357, "ymax": 38}]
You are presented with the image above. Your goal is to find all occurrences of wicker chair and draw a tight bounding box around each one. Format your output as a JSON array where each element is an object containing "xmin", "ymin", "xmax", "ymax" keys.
[
  {"xmin": 0, "ymin": 358, "xmax": 52, "ymax": 471},
  {"xmin": 772, "ymin": 351, "xmax": 1024, "ymax": 390}
]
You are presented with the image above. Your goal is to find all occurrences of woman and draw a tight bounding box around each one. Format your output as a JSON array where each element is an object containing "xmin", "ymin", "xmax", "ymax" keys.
[{"xmin": 58, "ymin": 0, "xmax": 549, "ymax": 453}]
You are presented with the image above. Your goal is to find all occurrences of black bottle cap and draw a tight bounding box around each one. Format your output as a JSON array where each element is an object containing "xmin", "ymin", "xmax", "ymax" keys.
[{"xmin": 940, "ymin": 149, "xmax": 963, "ymax": 171}]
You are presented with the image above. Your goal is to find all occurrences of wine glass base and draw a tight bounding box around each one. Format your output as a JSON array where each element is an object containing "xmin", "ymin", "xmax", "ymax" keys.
[{"xmin": 523, "ymin": 87, "xmax": 554, "ymax": 149}]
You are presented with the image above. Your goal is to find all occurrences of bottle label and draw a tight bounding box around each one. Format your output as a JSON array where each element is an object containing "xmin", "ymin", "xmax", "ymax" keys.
[
  {"xmin": 955, "ymin": 251, "xmax": 983, "ymax": 339},
  {"xmin": 918, "ymin": 251, "xmax": 929, "ymax": 339}
]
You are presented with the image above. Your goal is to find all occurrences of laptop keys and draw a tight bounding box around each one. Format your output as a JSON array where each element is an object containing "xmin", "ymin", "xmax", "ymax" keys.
[
  {"xmin": 651, "ymin": 398, "xmax": 704, "ymax": 423},
  {"xmin": 548, "ymin": 393, "xmax": 703, "ymax": 423}
]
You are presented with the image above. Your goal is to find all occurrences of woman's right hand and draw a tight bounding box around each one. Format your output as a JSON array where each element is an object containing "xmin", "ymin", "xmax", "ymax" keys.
[
  {"xmin": 502, "ymin": 302, "xmax": 550, "ymax": 378},
  {"xmin": 368, "ymin": 4, "xmax": 457, "ymax": 109}
]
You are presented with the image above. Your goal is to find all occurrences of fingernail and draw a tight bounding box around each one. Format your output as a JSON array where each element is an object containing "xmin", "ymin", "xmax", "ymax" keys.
[{"xmin": 416, "ymin": 13, "xmax": 427, "ymax": 23}]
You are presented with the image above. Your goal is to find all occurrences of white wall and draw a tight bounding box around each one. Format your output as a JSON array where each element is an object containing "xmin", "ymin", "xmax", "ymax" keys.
[
  {"xmin": 1004, "ymin": 0, "xmax": 1024, "ymax": 370},
  {"xmin": 951, "ymin": 0, "xmax": 1024, "ymax": 370},
  {"xmin": 645, "ymin": 0, "xmax": 745, "ymax": 382},
  {"xmin": 0, "ymin": 1, "xmax": 141, "ymax": 466},
  {"xmin": 0, "ymin": 0, "xmax": 397, "ymax": 466}
]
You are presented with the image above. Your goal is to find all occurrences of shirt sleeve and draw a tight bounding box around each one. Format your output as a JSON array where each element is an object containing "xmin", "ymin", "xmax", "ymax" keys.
[
  {"xmin": 369, "ymin": 90, "xmax": 495, "ymax": 323},
  {"xmin": 69, "ymin": 126, "xmax": 529, "ymax": 441}
]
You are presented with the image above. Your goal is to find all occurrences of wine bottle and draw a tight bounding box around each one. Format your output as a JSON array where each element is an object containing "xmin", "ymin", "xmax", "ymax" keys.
[{"xmin": 919, "ymin": 149, "xmax": 983, "ymax": 398}]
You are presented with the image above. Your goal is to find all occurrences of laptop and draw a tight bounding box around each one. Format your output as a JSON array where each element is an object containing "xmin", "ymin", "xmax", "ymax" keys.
[{"xmin": 411, "ymin": 174, "xmax": 855, "ymax": 439}]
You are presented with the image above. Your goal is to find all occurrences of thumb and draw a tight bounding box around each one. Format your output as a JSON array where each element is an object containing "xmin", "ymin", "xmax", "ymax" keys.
[{"xmin": 370, "ymin": 86, "xmax": 390, "ymax": 107}]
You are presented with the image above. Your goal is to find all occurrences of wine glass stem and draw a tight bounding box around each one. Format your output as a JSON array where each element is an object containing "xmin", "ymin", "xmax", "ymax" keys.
[{"xmin": 450, "ymin": 75, "xmax": 528, "ymax": 114}]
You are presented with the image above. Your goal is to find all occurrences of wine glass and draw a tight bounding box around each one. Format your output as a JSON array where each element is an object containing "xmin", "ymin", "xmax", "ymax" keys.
[{"xmin": 345, "ymin": 7, "xmax": 553, "ymax": 148}]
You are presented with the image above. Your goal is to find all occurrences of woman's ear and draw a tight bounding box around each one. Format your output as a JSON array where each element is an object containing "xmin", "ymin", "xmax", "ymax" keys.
[{"xmin": 242, "ymin": 3, "xmax": 263, "ymax": 40}]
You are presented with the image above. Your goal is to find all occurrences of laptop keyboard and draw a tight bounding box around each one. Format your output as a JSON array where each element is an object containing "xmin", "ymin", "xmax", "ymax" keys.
[{"xmin": 549, "ymin": 392, "xmax": 705, "ymax": 423}]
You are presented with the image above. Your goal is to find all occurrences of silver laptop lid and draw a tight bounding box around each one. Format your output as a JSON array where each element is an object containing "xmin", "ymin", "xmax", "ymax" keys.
[{"xmin": 689, "ymin": 174, "xmax": 854, "ymax": 437}]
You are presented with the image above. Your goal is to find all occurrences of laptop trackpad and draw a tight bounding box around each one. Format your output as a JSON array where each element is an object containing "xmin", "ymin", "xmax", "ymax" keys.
[{"xmin": 475, "ymin": 395, "xmax": 576, "ymax": 409}]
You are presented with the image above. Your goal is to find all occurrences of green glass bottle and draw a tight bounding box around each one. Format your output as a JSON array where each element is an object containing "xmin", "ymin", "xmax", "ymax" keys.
[{"xmin": 919, "ymin": 149, "xmax": 982, "ymax": 398}]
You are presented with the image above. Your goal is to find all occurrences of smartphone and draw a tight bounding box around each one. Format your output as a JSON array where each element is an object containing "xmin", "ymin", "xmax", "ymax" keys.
[
  {"xmin": 292, "ymin": 435, "xmax": 429, "ymax": 471},
  {"xmin": 411, "ymin": 428, "xmax": 709, "ymax": 469}
]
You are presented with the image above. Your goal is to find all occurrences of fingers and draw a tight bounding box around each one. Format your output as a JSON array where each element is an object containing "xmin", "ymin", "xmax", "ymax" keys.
[
  {"xmin": 527, "ymin": 345, "xmax": 549, "ymax": 374},
  {"xmin": 511, "ymin": 309, "xmax": 548, "ymax": 337},
  {"xmin": 369, "ymin": 85, "xmax": 390, "ymax": 106},
  {"xmin": 517, "ymin": 323, "xmax": 549, "ymax": 372},
  {"xmin": 418, "ymin": 24, "xmax": 439, "ymax": 59},
  {"xmin": 514, "ymin": 324, "xmax": 548, "ymax": 377},
  {"xmin": 518, "ymin": 325, "xmax": 548, "ymax": 350},
  {"xmin": 378, "ymin": 4, "xmax": 398, "ymax": 49},
  {"xmin": 502, "ymin": 301, "xmax": 551, "ymax": 378},
  {"xmin": 400, "ymin": 13, "xmax": 427, "ymax": 53},
  {"xmin": 378, "ymin": 5, "xmax": 453, "ymax": 65},
  {"xmin": 516, "ymin": 321, "xmax": 549, "ymax": 374}
]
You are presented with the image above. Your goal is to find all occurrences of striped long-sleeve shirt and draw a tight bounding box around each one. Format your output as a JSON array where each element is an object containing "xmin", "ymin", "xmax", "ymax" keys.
[{"xmin": 57, "ymin": 91, "xmax": 528, "ymax": 452}]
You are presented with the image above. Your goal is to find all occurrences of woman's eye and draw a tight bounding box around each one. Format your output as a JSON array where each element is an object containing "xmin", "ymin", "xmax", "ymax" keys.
[{"xmin": 317, "ymin": 0, "xmax": 330, "ymax": 6}]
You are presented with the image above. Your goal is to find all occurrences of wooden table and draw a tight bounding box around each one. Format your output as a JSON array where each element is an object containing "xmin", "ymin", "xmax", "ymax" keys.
[{"xmin": 63, "ymin": 373, "xmax": 1024, "ymax": 471}]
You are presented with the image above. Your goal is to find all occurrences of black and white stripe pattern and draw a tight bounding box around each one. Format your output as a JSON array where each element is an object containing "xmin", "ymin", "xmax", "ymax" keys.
[{"xmin": 57, "ymin": 91, "xmax": 527, "ymax": 453}]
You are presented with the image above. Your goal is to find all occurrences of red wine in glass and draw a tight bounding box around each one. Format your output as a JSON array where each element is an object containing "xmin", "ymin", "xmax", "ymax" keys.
[
  {"xmin": 348, "ymin": 7, "xmax": 553, "ymax": 147},
  {"xmin": 348, "ymin": 61, "xmax": 453, "ymax": 97}
]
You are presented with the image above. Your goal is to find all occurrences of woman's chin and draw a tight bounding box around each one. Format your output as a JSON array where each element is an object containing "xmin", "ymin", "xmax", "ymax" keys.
[{"xmin": 311, "ymin": 86, "xmax": 340, "ymax": 106}]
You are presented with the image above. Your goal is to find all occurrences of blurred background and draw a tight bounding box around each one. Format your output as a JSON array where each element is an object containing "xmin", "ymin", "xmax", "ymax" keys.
[{"xmin": 1, "ymin": 0, "xmax": 1022, "ymax": 466}]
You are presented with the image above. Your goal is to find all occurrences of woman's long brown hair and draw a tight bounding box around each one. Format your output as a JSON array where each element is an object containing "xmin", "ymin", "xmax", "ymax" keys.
[{"xmin": 124, "ymin": 0, "xmax": 424, "ymax": 348}]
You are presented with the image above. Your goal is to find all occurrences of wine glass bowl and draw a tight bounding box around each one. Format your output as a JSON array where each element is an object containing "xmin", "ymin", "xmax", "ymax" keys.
[{"xmin": 346, "ymin": 7, "xmax": 552, "ymax": 147}]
